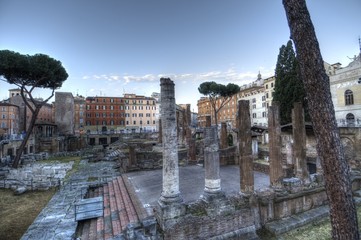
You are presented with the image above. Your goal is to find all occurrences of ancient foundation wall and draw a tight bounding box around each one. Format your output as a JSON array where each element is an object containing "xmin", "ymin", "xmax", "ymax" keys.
[
  {"xmin": 219, "ymin": 146, "xmax": 237, "ymax": 165},
  {"xmin": 256, "ymin": 187, "xmax": 328, "ymax": 226}
]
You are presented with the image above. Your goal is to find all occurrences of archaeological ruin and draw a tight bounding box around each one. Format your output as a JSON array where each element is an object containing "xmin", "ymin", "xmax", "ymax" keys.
[{"xmin": 1, "ymin": 77, "xmax": 361, "ymax": 239}]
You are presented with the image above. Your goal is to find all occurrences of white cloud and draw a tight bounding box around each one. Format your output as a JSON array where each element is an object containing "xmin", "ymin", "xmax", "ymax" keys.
[{"xmin": 81, "ymin": 67, "xmax": 274, "ymax": 88}]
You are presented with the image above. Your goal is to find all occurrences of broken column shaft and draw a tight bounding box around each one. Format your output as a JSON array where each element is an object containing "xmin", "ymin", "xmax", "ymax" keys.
[
  {"xmin": 268, "ymin": 102, "xmax": 283, "ymax": 186},
  {"xmin": 203, "ymin": 126, "xmax": 222, "ymax": 196},
  {"xmin": 220, "ymin": 122, "xmax": 228, "ymax": 149},
  {"xmin": 159, "ymin": 78, "xmax": 181, "ymax": 203},
  {"xmin": 238, "ymin": 100, "xmax": 254, "ymax": 193},
  {"xmin": 292, "ymin": 102, "xmax": 310, "ymax": 183}
]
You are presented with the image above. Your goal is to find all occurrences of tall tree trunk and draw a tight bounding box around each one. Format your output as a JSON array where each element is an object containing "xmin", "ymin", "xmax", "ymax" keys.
[
  {"xmin": 12, "ymin": 107, "xmax": 40, "ymax": 168},
  {"xmin": 282, "ymin": 0, "xmax": 359, "ymax": 239}
]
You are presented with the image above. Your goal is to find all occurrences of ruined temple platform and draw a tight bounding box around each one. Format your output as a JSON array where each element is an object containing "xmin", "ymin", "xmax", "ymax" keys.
[{"xmin": 125, "ymin": 165, "xmax": 270, "ymax": 212}]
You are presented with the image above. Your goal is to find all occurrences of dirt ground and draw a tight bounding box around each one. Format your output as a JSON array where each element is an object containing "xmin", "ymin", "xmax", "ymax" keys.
[{"xmin": 0, "ymin": 188, "xmax": 56, "ymax": 240}]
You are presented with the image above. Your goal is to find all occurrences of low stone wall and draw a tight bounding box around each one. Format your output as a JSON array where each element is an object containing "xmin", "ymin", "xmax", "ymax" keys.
[
  {"xmin": 253, "ymin": 162, "xmax": 270, "ymax": 174},
  {"xmin": 257, "ymin": 186, "xmax": 328, "ymax": 226},
  {"xmin": 159, "ymin": 197, "xmax": 259, "ymax": 240},
  {"xmin": 1, "ymin": 162, "xmax": 73, "ymax": 190},
  {"xmin": 219, "ymin": 146, "xmax": 237, "ymax": 165}
]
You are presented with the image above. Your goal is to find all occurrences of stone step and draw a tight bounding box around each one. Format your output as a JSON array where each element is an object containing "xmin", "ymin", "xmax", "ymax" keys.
[
  {"xmin": 112, "ymin": 178, "xmax": 128, "ymax": 231},
  {"xmin": 117, "ymin": 177, "xmax": 138, "ymax": 224},
  {"xmin": 265, "ymin": 205, "xmax": 329, "ymax": 235},
  {"xmin": 108, "ymin": 181, "xmax": 122, "ymax": 236},
  {"xmin": 102, "ymin": 185, "xmax": 113, "ymax": 240}
]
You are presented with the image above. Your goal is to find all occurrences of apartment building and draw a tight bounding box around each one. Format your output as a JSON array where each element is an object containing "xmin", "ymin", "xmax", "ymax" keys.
[
  {"xmin": 0, "ymin": 103, "xmax": 20, "ymax": 136},
  {"xmin": 84, "ymin": 96, "xmax": 126, "ymax": 133},
  {"xmin": 197, "ymin": 72, "xmax": 274, "ymax": 128},
  {"xmin": 122, "ymin": 94, "xmax": 157, "ymax": 132}
]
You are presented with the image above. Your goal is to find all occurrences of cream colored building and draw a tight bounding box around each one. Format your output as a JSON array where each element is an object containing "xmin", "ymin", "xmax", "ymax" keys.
[
  {"xmin": 329, "ymin": 53, "xmax": 361, "ymax": 127},
  {"xmin": 123, "ymin": 94, "xmax": 158, "ymax": 132}
]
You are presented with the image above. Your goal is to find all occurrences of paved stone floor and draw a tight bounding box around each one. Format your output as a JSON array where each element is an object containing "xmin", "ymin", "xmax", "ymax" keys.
[
  {"xmin": 126, "ymin": 165, "xmax": 270, "ymax": 211},
  {"xmin": 21, "ymin": 160, "xmax": 119, "ymax": 240}
]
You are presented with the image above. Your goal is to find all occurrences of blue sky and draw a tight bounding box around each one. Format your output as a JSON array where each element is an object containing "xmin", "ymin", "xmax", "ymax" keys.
[{"xmin": 0, "ymin": 0, "xmax": 360, "ymax": 112}]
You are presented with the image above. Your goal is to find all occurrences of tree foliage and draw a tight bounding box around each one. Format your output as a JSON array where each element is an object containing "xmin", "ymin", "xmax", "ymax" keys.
[
  {"xmin": 198, "ymin": 81, "xmax": 240, "ymax": 127},
  {"xmin": 282, "ymin": 0, "xmax": 359, "ymax": 238},
  {"xmin": 272, "ymin": 40, "xmax": 309, "ymax": 125},
  {"xmin": 0, "ymin": 50, "xmax": 68, "ymax": 168}
]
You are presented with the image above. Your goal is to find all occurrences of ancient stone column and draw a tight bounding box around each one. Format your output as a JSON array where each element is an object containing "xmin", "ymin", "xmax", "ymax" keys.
[
  {"xmin": 128, "ymin": 145, "xmax": 136, "ymax": 167},
  {"xmin": 205, "ymin": 115, "xmax": 211, "ymax": 127},
  {"xmin": 292, "ymin": 102, "xmax": 310, "ymax": 183},
  {"xmin": 187, "ymin": 128, "xmax": 197, "ymax": 162},
  {"xmin": 159, "ymin": 78, "xmax": 181, "ymax": 203},
  {"xmin": 158, "ymin": 119, "xmax": 162, "ymax": 144},
  {"xmin": 203, "ymin": 126, "xmax": 222, "ymax": 197},
  {"xmin": 238, "ymin": 100, "xmax": 254, "ymax": 194},
  {"xmin": 268, "ymin": 102, "xmax": 283, "ymax": 186},
  {"xmin": 220, "ymin": 122, "xmax": 228, "ymax": 149}
]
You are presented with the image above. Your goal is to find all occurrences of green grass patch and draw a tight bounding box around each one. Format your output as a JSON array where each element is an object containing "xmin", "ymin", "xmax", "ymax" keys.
[{"xmin": 0, "ymin": 188, "xmax": 56, "ymax": 240}]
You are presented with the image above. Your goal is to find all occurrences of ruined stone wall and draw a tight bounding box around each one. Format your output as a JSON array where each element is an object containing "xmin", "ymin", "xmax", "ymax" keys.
[
  {"xmin": 162, "ymin": 202, "xmax": 257, "ymax": 240},
  {"xmin": 2, "ymin": 162, "xmax": 73, "ymax": 190},
  {"xmin": 219, "ymin": 146, "xmax": 237, "ymax": 165},
  {"xmin": 339, "ymin": 127, "xmax": 361, "ymax": 169},
  {"xmin": 258, "ymin": 188, "xmax": 328, "ymax": 225},
  {"xmin": 55, "ymin": 92, "xmax": 74, "ymax": 135}
]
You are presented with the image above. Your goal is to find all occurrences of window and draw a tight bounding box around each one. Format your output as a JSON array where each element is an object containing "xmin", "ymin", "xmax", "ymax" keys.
[
  {"xmin": 252, "ymin": 98, "xmax": 256, "ymax": 103},
  {"xmin": 252, "ymin": 104, "xmax": 256, "ymax": 109},
  {"xmin": 2, "ymin": 114, "xmax": 6, "ymax": 119},
  {"xmin": 262, "ymin": 112, "xmax": 267, "ymax": 117},
  {"xmin": 346, "ymin": 113, "xmax": 355, "ymax": 125},
  {"xmin": 102, "ymin": 106, "xmax": 106, "ymax": 110},
  {"xmin": 133, "ymin": 120, "xmax": 136, "ymax": 125},
  {"xmin": 110, "ymin": 105, "xmax": 114, "ymax": 110},
  {"xmin": 96, "ymin": 113, "xmax": 100, "ymax": 118},
  {"xmin": 139, "ymin": 113, "xmax": 143, "ymax": 117},
  {"xmin": 271, "ymin": 82, "xmax": 274, "ymax": 88},
  {"xmin": 345, "ymin": 90, "xmax": 354, "ymax": 105},
  {"xmin": 96, "ymin": 105, "xmax": 99, "ymax": 110},
  {"xmin": 265, "ymin": 84, "xmax": 268, "ymax": 89},
  {"xmin": 252, "ymin": 113, "xmax": 257, "ymax": 118}
]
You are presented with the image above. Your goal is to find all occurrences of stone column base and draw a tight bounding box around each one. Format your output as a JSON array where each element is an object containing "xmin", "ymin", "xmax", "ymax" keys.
[{"xmin": 156, "ymin": 199, "xmax": 186, "ymax": 230}]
